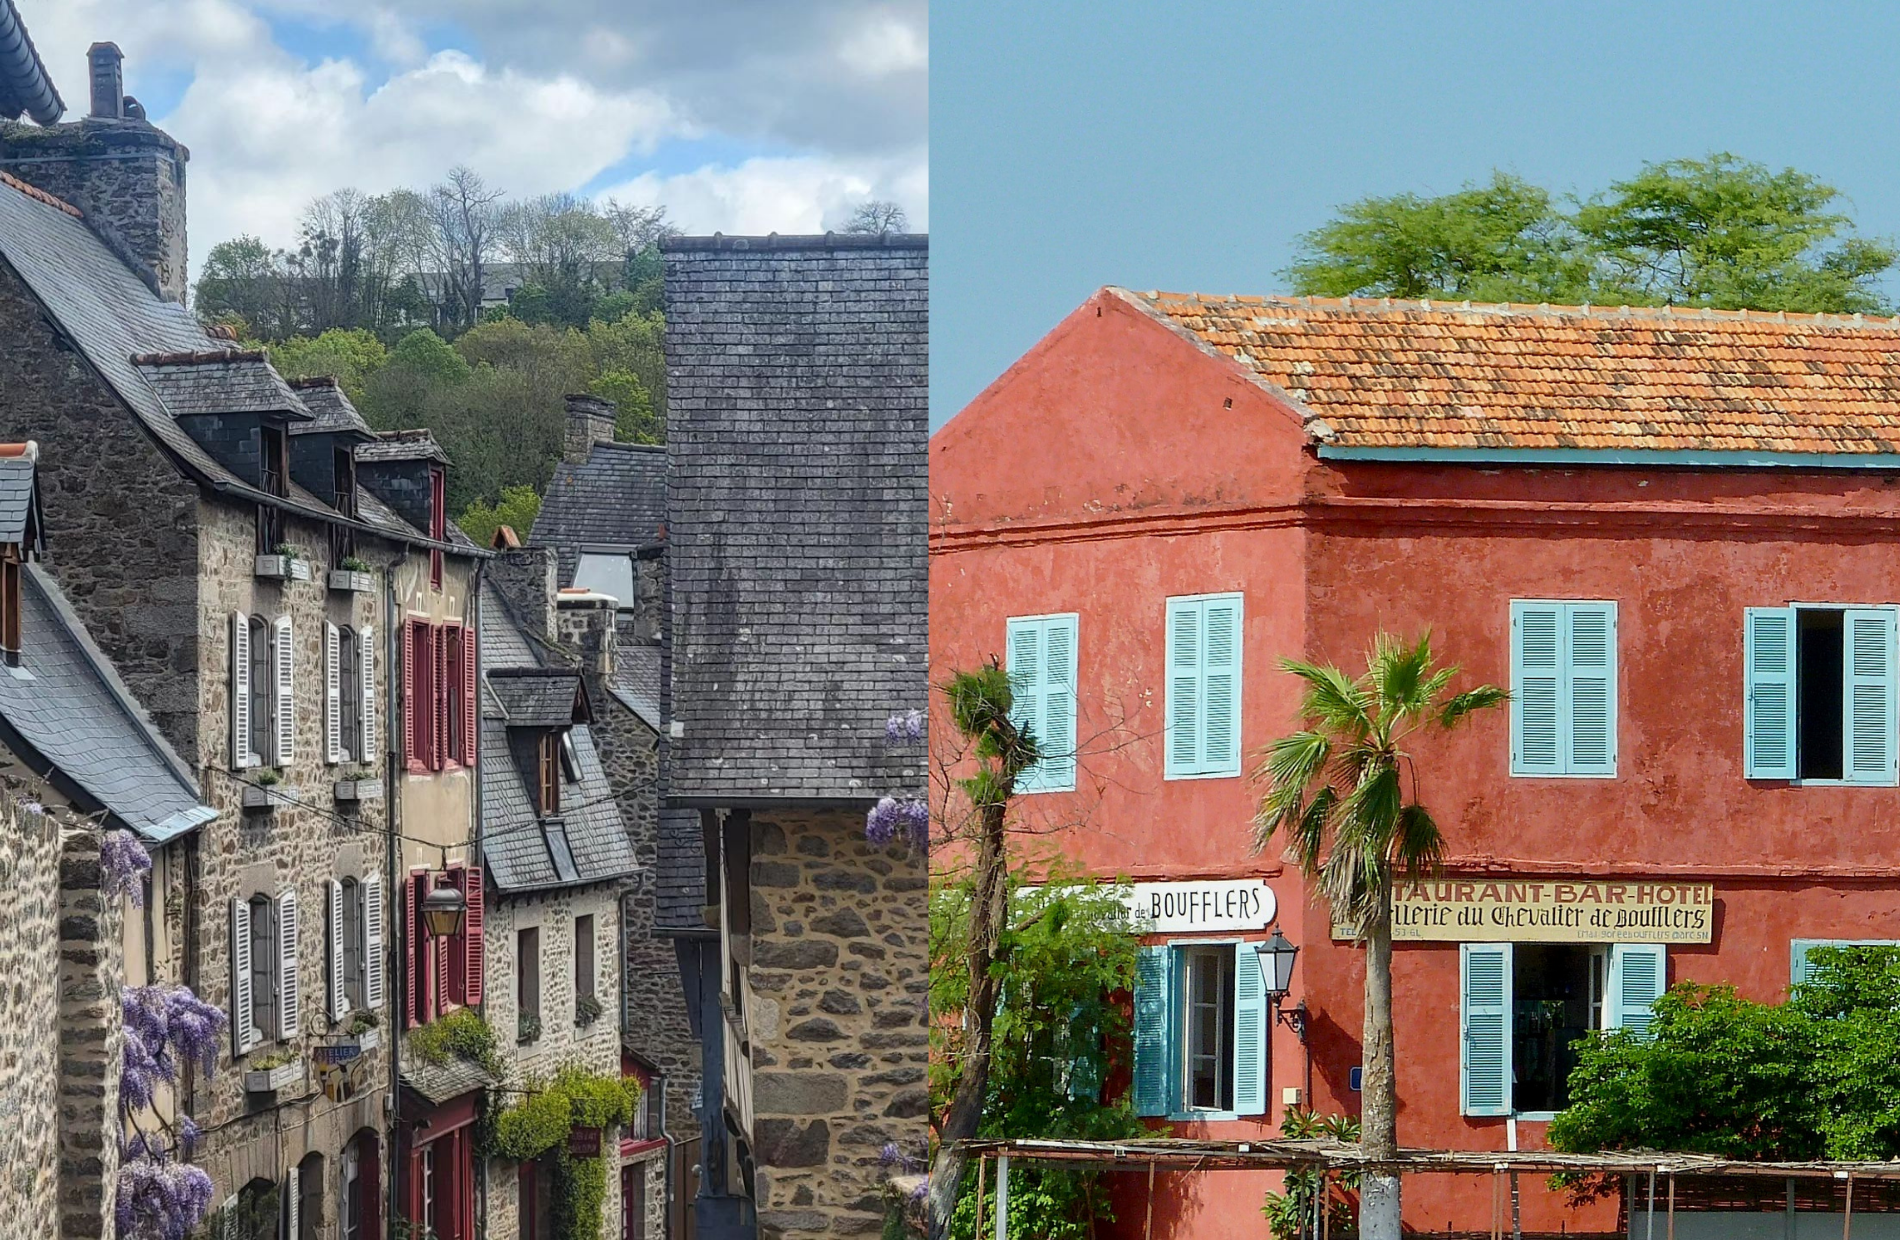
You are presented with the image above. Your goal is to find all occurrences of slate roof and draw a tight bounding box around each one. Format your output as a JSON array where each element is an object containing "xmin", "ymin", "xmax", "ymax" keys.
[
  {"xmin": 653, "ymin": 808, "xmax": 709, "ymax": 935},
  {"xmin": 0, "ymin": 176, "xmax": 467, "ymax": 554},
  {"xmin": 0, "ymin": 447, "xmax": 38, "ymax": 546},
  {"xmin": 0, "ymin": 565, "xmax": 215, "ymax": 841},
  {"xmin": 610, "ymin": 641, "xmax": 662, "ymax": 731},
  {"xmin": 0, "ymin": 0, "xmax": 62, "ymax": 125},
  {"xmin": 400, "ymin": 1051, "xmax": 496, "ymax": 1104},
  {"xmin": 488, "ymin": 669, "xmax": 588, "ymax": 728},
  {"xmin": 358, "ymin": 429, "xmax": 451, "ymax": 464},
  {"xmin": 1126, "ymin": 290, "xmax": 1900, "ymax": 458},
  {"xmin": 480, "ymin": 582, "xmax": 636, "ymax": 894},
  {"xmin": 529, "ymin": 442, "xmax": 667, "ymax": 585},
  {"xmin": 663, "ymin": 234, "xmax": 928, "ymax": 803},
  {"xmin": 134, "ymin": 352, "xmax": 313, "ymax": 420},
  {"xmin": 287, "ymin": 377, "xmax": 374, "ymax": 439}
]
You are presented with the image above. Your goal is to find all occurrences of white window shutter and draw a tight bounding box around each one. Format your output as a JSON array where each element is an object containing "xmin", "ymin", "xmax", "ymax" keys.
[
  {"xmin": 1460, "ymin": 942, "xmax": 1511, "ymax": 1116},
  {"xmin": 1744, "ymin": 608, "xmax": 1797, "ymax": 780},
  {"xmin": 230, "ymin": 898, "xmax": 255, "ymax": 1055},
  {"xmin": 1510, "ymin": 603, "xmax": 1562, "ymax": 775},
  {"xmin": 324, "ymin": 623, "xmax": 342, "ymax": 765},
  {"xmin": 231, "ymin": 612, "xmax": 252, "ymax": 769},
  {"xmin": 327, "ymin": 879, "xmax": 347, "ymax": 1022},
  {"xmin": 359, "ymin": 625, "xmax": 376, "ymax": 762},
  {"xmin": 1165, "ymin": 599, "xmax": 1201, "ymax": 776},
  {"xmin": 277, "ymin": 886, "xmax": 300, "ymax": 1040},
  {"xmin": 1201, "ymin": 597, "xmax": 1242, "ymax": 776},
  {"xmin": 283, "ymin": 1170, "xmax": 298, "ymax": 1240},
  {"xmin": 1230, "ymin": 943, "xmax": 1269, "ymax": 1115},
  {"xmin": 1005, "ymin": 618, "xmax": 1045, "ymax": 791},
  {"xmin": 220, "ymin": 1196, "xmax": 237, "ymax": 1240},
  {"xmin": 1608, "ymin": 944, "xmax": 1666, "ymax": 1039},
  {"xmin": 1565, "ymin": 603, "xmax": 1617, "ymax": 776},
  {"xmin": 273, "ymin": 616, "xmax": 295, "ymax": 766},
  {"xmin": 1845, "ymin": 608, "xmax": 1897, "ymax": 785},
  {"xmin": 1041, "ymin": 615, "xmax": 1077, "ymax": 790},
  {"xmin": 1131, "ymin": 944, "xmax": 1174, "ymax": 1117},
  {"xmin": 363, "ymin": 873, "xmax": 385, "ymax": 1010}
]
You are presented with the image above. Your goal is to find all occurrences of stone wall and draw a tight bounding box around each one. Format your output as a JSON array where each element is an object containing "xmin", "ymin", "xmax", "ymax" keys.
[
  {"xmin": 57, "ymin": 821, "xmax": 128, "ymax": 1240},
  {"xmin": 0, "ymin": 790, "xmax": 69, "ymax": 1240},
  {"xmin": 747, "ymin": 809, "xmax": 928, "ymax": 1239}
]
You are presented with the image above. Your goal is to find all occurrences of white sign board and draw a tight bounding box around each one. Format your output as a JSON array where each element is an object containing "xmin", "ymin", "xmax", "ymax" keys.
[{"xmin": 1122, "ymin": 879, "xmax": 1276, "ymax": 934}]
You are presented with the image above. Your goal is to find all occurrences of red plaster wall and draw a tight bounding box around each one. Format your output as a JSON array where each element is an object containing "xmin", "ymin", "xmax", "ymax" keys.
[{"xmin": 931, "ymin": 291, "xmax": 1900, "ymax": 1237}]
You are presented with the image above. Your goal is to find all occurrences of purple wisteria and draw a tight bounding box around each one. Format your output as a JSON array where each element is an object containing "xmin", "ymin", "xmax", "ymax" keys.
[
  {"xmin": 885, "ymin": 709, "xmax": 924, "ymax": 745},
  {"xmin": 117, "ymin": 984, "xmax": 224, "ymax": 1239},
  {"xmin": 866, "ymin": 795, "xmax": 929, "ymax": 850},
  {"xmin": 101, "ymin": 830, "xmax": 152, "ymax": 907}
]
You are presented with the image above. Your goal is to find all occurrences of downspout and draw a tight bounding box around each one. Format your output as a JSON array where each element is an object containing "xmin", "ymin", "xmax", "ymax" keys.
[
  {"xmin": 655, "ymin": 1068, "xmax": 676, "ymax": 1235},
  {"xmin": 470, "ymin": 559, "xmax": 487, "ymax": 1239},
  {"xmin": 386, "ymin": 556, "xmax": 405, "ymax": 1239}
]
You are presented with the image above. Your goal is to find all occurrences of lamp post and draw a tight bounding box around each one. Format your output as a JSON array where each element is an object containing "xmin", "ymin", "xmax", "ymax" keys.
[
  {"xmin": 1258, "ymin": 927, "xmax": 1312, "ymax": 1105},
  {"xmin": 421, "ymin": 874, "xmax": 467, "ymax": 939}
]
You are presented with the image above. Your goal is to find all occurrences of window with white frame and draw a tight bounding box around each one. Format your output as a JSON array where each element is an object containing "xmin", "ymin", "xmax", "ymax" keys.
[
  {"xmin": 574, "ymin": 551, "xmax": 637, "ymax": 609},
  {"xmin": 1165, "ymin": 593, "xmax": 1243, "ymax": 779},
  {"xmin": 230, "ymin": 887, "xmax": 300, "ymax": 1055},
  {"xmin": 1132, "ymin": 941, "xmax": 1269, "ymax": 1119},
  {"xmin": 1005, "ymin": 613, "xmax": 1077, "ymax": 792},
  {"xmin": 1745, "ymin": 607, "xmax": 1897, "ymax": 784},
  {"xmin": 1460, "ymin": 941, "xmax": 1663, "ymax": 1117},
  {"xmin": 1510, "ymin": 600, "xmax": 1617, "ymax": 777},
  {"xmin": 1790, "ymin": 939, "xmax": 1900, "ymax": 986}
]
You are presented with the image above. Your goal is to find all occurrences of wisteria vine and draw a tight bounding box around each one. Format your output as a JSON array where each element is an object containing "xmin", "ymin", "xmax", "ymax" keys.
[
  {"xmin": 101, "ymin": 831, "xmax": 152, "ymax": 907},
  {"xmin": 866, "ymin": 795, "xmax": 929, "ymax": 850},
  {"xmin": 115, "ymin": 983, "xmax": 224, "ymax": 1239}
]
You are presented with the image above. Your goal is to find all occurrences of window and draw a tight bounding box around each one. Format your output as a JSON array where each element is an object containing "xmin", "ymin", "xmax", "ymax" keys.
[
  {"xmin": 1132, "ymin": 941, "xmax": 1268, "ymax": 1119},
  {"xmin": 405, "ymin": 620, "xmax": 436, "ymax": 772},
  {"xmin": 0, "ymin": 545, "xmax": 20, "ymax": 665},
  {"xmin": 248, "ymin": 894, "xmax": 274, "ymax": 1044},
  {"xmin": 249, "ymin": 615, "xmax": 272, "ymax": 765},
  {"xmin": 257, "ymin": 426, "xmax": 289, "ymax": 555},
  {"xmin": 340, "ymin": 1141, "xmax": 361, "ymax": 1240},
  {"xmin": 575, "ymin": 914, "xmax": 595, "ymax": 1003},
  {"xmin": 329, "ymin": 875, "xmax": 379, "ymax": 1023},
  {"xmin": 537, "ymin": 733, "xmax": 562, "ymax": 814},
  {"xmin": 420, "ymin": 1144, "xmax": 436, "ymax": 1237},
  {"xmin": 294, "ymin": 1153, "xmax": 323, "ymax": 1240},
  {"xmin": 1791, "ymin": 939, "xmax": 1900, "ymax": 986},
  {"xmin": 333, "ymin": 447, "xmax": 357, "ymax": 517},
  {"xmin": 1746, "ymin": 607, "xmax": 1897, "ymax": 784},
  {"xmin": 429, "ymin": 465, "xmax": 445, "ymax": 589},
  {"xmin": 337, "ymin": 626, "xmax": 362, "ymax": 763},
  {"xmin": 1005, "ymin": 613, "xmax": 1078, "ymax": 792},
  {"xmin": 573, "ymin": 551, "xmax": 636, "ymax": 608},
  {"xmin": 339, "ymin": 877, "xmax": 363, "ymax": 1011},
  {"xmin": 1460, "ymin": 942, "xmax": 1663, "ymax": 1117},
  {"xmin": 1510, "ymin": 601, "xmax": 1618, "ymax": 777},
  {"xmin": 445, "ymin": 626, "xmax": 466, "ymax": 767},
  {"xmin": 518, "ymin": 927, "xmax": 541, "ymax": 1041},
  {"xmin": 341, "ymin": 1131, "xmax": 379, "ymax": 1240},
  {"xmin": 1165, "ymin": 593, "xmax": 1243, "ymax": 779}
]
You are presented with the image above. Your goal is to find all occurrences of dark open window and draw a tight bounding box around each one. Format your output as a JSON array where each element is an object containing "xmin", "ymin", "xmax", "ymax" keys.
[
  {"xmin": 1510, "ymin": 943, "xmax": 1606, "ymax": 1113},
  {"xmin": 0, "ymin": 546, "xmax": 20, "ymax": 665},
  {"xmin": 428, "ymin": 465, "xmax": 445, "ymax": 588},
  {"xmin": 257, "ymin": 425, "xmax": 288, "ymax": 555},
  {"xmin": 537, "ymin": 733, "xmax": 562, "ymax": 814},
  {"xmin": 1799, "ymin": 609, "xmax": 1847, "ymax": 780},
  {"xmin": 249, "ymin": 615, "xmax": 273, "ymax": 765}
]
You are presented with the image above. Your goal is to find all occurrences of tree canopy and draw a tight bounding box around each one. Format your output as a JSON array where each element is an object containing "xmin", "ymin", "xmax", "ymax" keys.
[{"xmin": 1288, "ymin": 155, "xmax": 1897, "ymax": 314}]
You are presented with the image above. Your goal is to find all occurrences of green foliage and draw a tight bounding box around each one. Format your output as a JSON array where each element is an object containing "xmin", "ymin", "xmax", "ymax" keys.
[
  {"xmin": 265, "ymin": 328, "xmax": 389, "ymax": 405},
  {"xmin": 592, "ymin": 369, "xmax": 658, "ymax": 444},
  {"xmin": 931, "ymin": 867, "xmax": 1145, "ymax": 1240},
  {"xmin": 1290, "ymin": 154, "xmax": 1896, "ymax": 314},
  {"xmin": 407, "ymin": 1008, "xmax": 505, "ymax": 1080},
  {"xmin": 1261, "ymin": 1111, "xmax": 1361, "ymax": 1240},
  {"xmin": 458, "ymin": 484, "xmax": 543, "ymax": 548},
  {"xmin": 1549, "ymin": 946, "xmax": 1900, "ymax": 1199},
  {"xmin": 485, "ymin": 1065, "xmax": 642, "ymax": 1240},
  {"xmin": 390, "ymin": 328, "xmax": 473, "ymax": 384},
  {"xmin": 941, "ymin": 665, "xmax": 1037, "ymax": 794}
]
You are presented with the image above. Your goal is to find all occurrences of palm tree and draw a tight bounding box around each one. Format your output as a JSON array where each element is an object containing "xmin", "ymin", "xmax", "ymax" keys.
[{"xmin": 1253, "ymin": 633, "xmax": 1506, "ymax": 1240}]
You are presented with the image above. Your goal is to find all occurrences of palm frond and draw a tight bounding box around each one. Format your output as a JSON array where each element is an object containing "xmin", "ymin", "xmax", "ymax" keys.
[
  {"xmin": 1285, "ymin": 784, "xmax": 1337, "ymax": 874},
  {"xmin": 1282, "ymin": 658, "xmax": 1371, "ymax": 736},
  {"xmin": 1439, "ymin": 683, "xmax": 1510, "ymax": 729},
  {"xmin": 1370, "ymin": 631, "xmax": 1433, "ymax": 721},
  {"xmin": 1392, "ymin": 802, "xmax": 1446, "ymax": 882},
  {"xmin": 1252, "ymin": 731, "xmax": 1331, "ymax": 853}
]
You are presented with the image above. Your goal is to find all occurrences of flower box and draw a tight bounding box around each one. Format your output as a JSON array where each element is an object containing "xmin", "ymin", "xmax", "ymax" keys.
[
  {"xmin": 327, "ymin": 569, "xmax": 375, "ymax": 594},
  {"xmin": 333, "ymin": 778, "xmax": 383, "ymax": 804},
  {"xmin": 254, "ymin": 554, "xmax": 311, "ymax": 582},
  {"xmin": 243, "ymin": 1060, "xmax": 305, "ymax": 1094},
  {"xmin": 241, "ymin": 785, "xmax": 290, "ymax": 811}
]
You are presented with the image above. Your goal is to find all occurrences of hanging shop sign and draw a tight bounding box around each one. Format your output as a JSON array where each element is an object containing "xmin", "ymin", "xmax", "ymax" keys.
[
  {"xmin": 1392, "ymin": 878, "xmax": 1713, "ymax": 944},
  {"xmin": 568, "ymin": 1127, "xmax": 603, "ymax": 1157}
]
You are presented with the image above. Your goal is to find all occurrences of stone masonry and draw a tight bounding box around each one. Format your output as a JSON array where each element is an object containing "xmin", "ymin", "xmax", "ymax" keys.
[{"xmin": 747, "ymin": 810, "xmax": 928, "ymax": 1238}]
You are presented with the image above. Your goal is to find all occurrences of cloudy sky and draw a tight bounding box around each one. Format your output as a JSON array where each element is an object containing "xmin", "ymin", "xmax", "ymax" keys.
[{"xmin": 19, "ymin": 0, "xmax": 926, "ymax": 273}]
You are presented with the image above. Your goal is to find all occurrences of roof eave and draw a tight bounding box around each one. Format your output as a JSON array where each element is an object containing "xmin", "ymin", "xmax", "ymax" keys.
[{"xmin": 1318, "ymin": 445, "xmax": 1900, "ymax": 470}]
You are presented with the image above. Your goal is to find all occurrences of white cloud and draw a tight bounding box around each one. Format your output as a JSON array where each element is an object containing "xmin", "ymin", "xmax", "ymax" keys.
[
  {"xmin": 838, "ymin": 11, "xmax": 928, "ymax": 78},
  {"xmin": 594, "ymin": 148, "xmax": 928, "ymax": 237}
]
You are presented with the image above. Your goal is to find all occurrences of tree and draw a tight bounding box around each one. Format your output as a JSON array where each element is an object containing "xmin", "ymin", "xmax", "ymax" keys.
[
  {"xmin": 426, "ymin": 166, "xmax": 505, "ymax": 332},
  {"xmin": 196, "ymin": 235, "xmax": 290, "ymax": 338},
  {"xmin": 1253, "ymin": 634, "xmax": 1506, "ymax": 1240},
  {"xmin": 264, "ymin": 328, "xmax": 388, "ymax": 405},
  {"xmin": 457, "ymin": 484, "xmax": 543, "ymax": 548},
  {"xmin": 844, "ymin": 199, "xmax": 910, "ymax": 236},
  {"xmin": 591, "ymin": 370, "xmax": 658, "ymax": 444}
]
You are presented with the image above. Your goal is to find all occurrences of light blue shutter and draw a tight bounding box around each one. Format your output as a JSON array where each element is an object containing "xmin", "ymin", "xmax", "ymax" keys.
[
  {"xmin": 1744, "ymin": 608, "xmax": 1797, "ymax": 780},
  {"xmin": 1006, "ymin": 618, "xmax": 1047, "ymax": 791},
  {"xmin": 1844, "ymin": 608, "xmax": 1897, "ymax": 785},
  {"xmin": 1460, "ymin": 943, "xmax": 1511, "ymax": 1116},
  {"xmin": 1230, "ymin": 944, "xmax": 1269, "ymax": 1115},
  {"xmin": 1565, "ymin": 603, "xmax": 1617, "ymax": 775},
  {"xmin": 1608, "ymin": 944, "xmax": 1666, "ymax": 1039},
  {"xmin": 1789, "ymin": 939, "xmax": 1899, "ymax": 988},
  {"xmin": 1165, "ymin": 601, "xmax": 1201, "ymax": 776},
  {"xmin": 1042, "ymin": 615, "xmax": 1078, "ymax": 790},
  {"xmin": 1511, "ymin": 604, "xmax": 1561, "ymax": 775},
  {"xmin": 1132, "ymin": 945, "xmax": 1175, "ymax": 1117},
  {"xmin": 1201, "ymin": 597, "xmax": 1242, "ymax": 776}
]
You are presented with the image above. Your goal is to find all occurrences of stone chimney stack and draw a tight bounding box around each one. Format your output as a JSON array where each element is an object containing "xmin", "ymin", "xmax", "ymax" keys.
[
  {"xmin": 556, "ymin": 592, "xmax": 617, "ymax": 706},
  {"xmin": 563, "ymin": 394, "xmax": 617, "ymax": 464},
  {"xmin": 488, "ymin": 546, "xmax": 557, "ymax": 645},
  {"xmin": 86, "ymin": 43, "xmax": 123, "ymax": 119},
  {"xmin": 0, "ymin": 44, "xmax": 191, "ymax": 302}
]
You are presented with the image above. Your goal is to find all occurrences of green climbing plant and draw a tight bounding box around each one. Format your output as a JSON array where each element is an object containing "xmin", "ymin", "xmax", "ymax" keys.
[{"xmin": 482, "ymin": 1063, "xmax": 643, "ymax": 1240}]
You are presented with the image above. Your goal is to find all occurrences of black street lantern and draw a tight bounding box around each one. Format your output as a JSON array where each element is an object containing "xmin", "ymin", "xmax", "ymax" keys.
[
  {"xmin": 421, "ymin": 875, "xmax": 467, "ymax": 939},
  {"xmin": 1260, "ymin": 928, "xmax": 1299, "ymax": 1000}
]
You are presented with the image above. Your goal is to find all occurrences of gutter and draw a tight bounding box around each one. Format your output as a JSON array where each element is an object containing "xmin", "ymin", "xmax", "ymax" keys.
[
  {"xmin": 0, "ymin": 0, "xmax": 62, "ymax": 124},
  {"xmin": 385, "ymin": 556, "xmax": 404, "ymax": 1240},
  {"xmin": 1315, "ymin": 444, "xmax": 1900, "ymax": 471},
  {"xmin": 470, "ymin": 558, "xmax": 488, "ymax": 1240}
]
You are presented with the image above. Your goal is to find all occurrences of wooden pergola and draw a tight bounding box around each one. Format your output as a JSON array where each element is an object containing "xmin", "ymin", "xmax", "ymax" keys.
[{"xmin": 959, "ymin": 1137, "xmax": 1900, "ymax": 1240}]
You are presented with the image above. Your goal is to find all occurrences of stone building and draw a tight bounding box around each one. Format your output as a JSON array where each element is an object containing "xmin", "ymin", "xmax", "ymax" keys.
[
  {"xmin": 658, "ymin": 234, "xmax": 930, "ymax": 1240},
  {"xmin": 481, "ymin": 547, "xmax": 646, "ymax": 1240},
  {"xmin": 0, "ymin": 26, "xmax": 482, "ymax": 1237}
]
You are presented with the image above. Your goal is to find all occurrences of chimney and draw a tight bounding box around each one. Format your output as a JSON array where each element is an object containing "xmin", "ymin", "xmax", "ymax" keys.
[
  {"xmin": 564, "ymin": 394, "xmax": 616, "ymax": 464},
  {"xmin": 87, "ymin": 43, "xmax": 123, "ymax": 119},
  {"xmin": 0, "ymin": 45, "xmax": 191, "ymax": 302},
  {"xmin": 556, "ymin": 590, "xmax": 617, "ymax": 705},
  {"xmin": 489, "ymin": 546, "xmax": 557, "ymax": 645}
]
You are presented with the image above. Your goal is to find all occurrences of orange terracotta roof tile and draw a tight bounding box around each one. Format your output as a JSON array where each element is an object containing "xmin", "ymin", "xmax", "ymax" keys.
[{"xmin": 1125, "ymin": 291, "xmax": 1900, "ymax": 457}]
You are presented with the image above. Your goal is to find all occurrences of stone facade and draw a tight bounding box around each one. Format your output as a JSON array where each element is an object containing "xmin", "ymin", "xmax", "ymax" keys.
[
  {"xmin": 747, "ymin": 810, "xmax": 928, "ymax": 1239},
  {"xmin": 0, "ymin": 790, "xmax": 70, "ymax": 1240}
]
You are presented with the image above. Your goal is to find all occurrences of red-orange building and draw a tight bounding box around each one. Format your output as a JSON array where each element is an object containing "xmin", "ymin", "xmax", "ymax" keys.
[{"xmin": 929, "ymin": 288, "xmax": 1900, "ymax": 1236}]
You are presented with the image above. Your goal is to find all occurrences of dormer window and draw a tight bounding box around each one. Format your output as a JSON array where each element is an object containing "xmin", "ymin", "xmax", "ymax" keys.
[
  {"xmin": 429, "ymin": 465, "xmax": 446, "ymax": 589},
  {"xmin": 257, "ymin": 425, "xmax": 289, "ymax": 555},
  {"xmin": 537, "ymin": 732, "xmax": 562, "ymax": 815},
  {"xmin": 333, "ymin": 447, "xmax": 357, "ymax": 516},
  {"xmin": 0, "ymin": 545, "xmax": 20, "ymax": 666}
]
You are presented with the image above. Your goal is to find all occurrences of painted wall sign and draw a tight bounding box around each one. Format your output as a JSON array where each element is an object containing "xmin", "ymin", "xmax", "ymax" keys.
[
  {"xmin": 1123, "ymin": 879, "xmax": 1277, "ymax": 933},
  {"xmin": 1392, "ymin": 878, "xmax": 1714, "ymax": 943}
]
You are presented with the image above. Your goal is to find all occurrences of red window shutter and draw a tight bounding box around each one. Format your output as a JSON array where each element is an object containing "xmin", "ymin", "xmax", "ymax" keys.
[
  {"xmin": 463, "ymin": 864, "xmax": 484, "ymax": 1006},
  {"xmin": 402, "ymin": 621, "xmax": 418, "ymax": 770},
  {"xmin": 463, "ymin": 625, "xmax": 478, "ymax": 768},
  {"xmin": 404, "ymin": 871, "xmax": 418, "ymax": 1029},
  {"xmin": 433, "ymin": 926, "xmax": 450, "ymax": 1022},
  {"xmin": 404, "ymin": 1148, "xmax": 424, "ymax": 1227},
  {"xmin": 433, "ymin": 625, "xmax": 447, "ymax": 772}
]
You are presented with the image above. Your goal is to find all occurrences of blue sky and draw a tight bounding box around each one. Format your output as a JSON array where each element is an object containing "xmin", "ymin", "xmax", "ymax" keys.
[
  {"xmin": 23, "ymin": 0, "xmax": 926, "ymax": 278},
  {"xmin": 931, "ymin": 0, "xmax": 1900, "ymax": 428}
]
